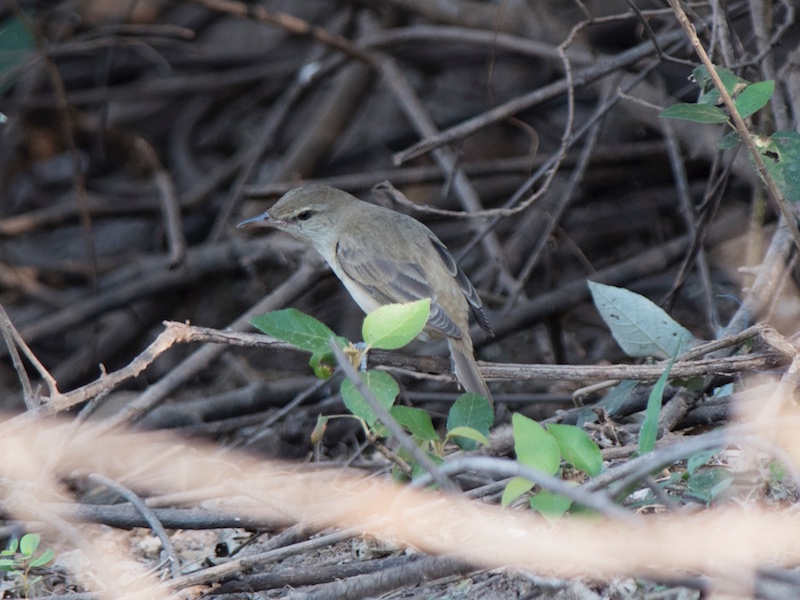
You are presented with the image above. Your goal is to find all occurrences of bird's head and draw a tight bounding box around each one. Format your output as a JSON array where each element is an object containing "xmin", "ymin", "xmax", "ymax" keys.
[{"xmin": 238, "ymin": 185, "xmax": 357, "ymax": 250}]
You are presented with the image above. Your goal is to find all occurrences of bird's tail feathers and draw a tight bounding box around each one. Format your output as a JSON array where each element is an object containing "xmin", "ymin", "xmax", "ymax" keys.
[{"xmin": 448, "ymin": 338, "xmax": 493, "ymax": 407}]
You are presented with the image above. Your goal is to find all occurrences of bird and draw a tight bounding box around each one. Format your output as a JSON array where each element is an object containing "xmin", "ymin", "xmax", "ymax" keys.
[{"xmin": 238, "ymin": 184, "xmax": 493, "ymax": 403}]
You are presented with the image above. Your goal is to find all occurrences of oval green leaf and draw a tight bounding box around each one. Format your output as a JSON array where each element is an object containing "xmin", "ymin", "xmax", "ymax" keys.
[
  {"xmin": 512, "ymin": 413, "xmax": 560, "ymax": 476},
  {"xmin": 735, "ymin": 80, "xmax": 774, "ymax": 119},
  {"xmin": 19, "ymin": 534, "xmax": 39, "ymax": 556},
  {"xmin": 588, "ymin": 281, "xmax": 697, "ymax": 358},
  {"xmin": 659, "ymin": 103, "xmax": 729, "ymax": 124},
  {"xmin": 446, "ymin": 392, "xmax": 493, "ymax": 450},
  {"xmin": 546, "ymin": 423, "xmax": 603, "ymax": 476},
  {"xmin": 363, "ymin": 299, "xmax": 430, "ymax": 350},
  {"xmin": 29, "ymin": 548, "xmax": 54, "ymax": 568},
  {"xmin": 391, "ymin": 405, "xmax": 439, "ymax": 442},
  {"xmin": 501, "ymin": 477, "xmax": 534, "ymax": 507},
  {"xmin": 340, "ymin": 370, "xmax": 399, "ymax": 427},
  {"xmin": 529, "ymin": 490, "xmax": 574, "ymax": 520},
  {"xmin": 251, "ymin": 308, "xmax": 348, "ymax": 354}
]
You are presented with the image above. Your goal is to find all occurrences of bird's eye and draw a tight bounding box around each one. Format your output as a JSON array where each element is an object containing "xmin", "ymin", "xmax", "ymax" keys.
[{"xmin": 296, "ymin": 210, "xmax": 313, "ymax": 221}]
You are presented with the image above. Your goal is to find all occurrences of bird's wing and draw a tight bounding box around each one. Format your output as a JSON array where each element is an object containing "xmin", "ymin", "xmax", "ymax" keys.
[
  {"xmin": 429, "ymin": 235, "xmax": 494, "ymax": 336},
  {"xmin": 336, "ymin": 230, "xmax": 463, "ymax": 339}
]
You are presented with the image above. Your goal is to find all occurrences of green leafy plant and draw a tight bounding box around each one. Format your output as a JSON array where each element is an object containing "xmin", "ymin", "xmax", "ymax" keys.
[
  {"xmin": 588, "ymin": 281, "xmax": 696, "ymax": 454},
  {"xmin": 253, "ymin": 300, "xmax": 493, "ymax": 475},
  {"xmin": 256, "ymin": 301, "xmax": 609, "ymax": 497},
  {"xmin": 660, "ymin": 64, "xmax": 800, "ymax": 202},
  {"xmin": 627, "ymin": 450, "xmax": 734, "ymax": 509},
  {"xmin": 502, "ymin": 414, "xmax": 603, "ymax": 517},
  {"xmin": 0, "ymin": 533, "xmax": 55, "ymax": 597},
  {"xmin": 588, "ymin": 283, "xmax": 740, "ymax": 504},
  {"xmin": 660, "ymin": 65, "xmax": 773, "ymax": 124},
  {"xmin": 681, "ymin": 449, "xmax": 734, "ymax": 505}
]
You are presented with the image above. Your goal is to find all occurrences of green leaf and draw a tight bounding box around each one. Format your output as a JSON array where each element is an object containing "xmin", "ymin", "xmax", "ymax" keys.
[
  {"xmin": 29, "ymin": 548, "xmax": 54, "ymax": 568},
  {"xmin": 310, "ymin": 415, "xmax": 329, "ymax": 445},
  {"xmin": 529, "ymin": 490, "xmax": 574, "ymax": 519},
  {"xmin": 692, "ymin": 65, "xmax": 747, "ymax": 99},
  {"xmin": 512, "ymin": 413, "xmax": 560, "ymax": 476},
  {"xmin": 687, "ymin": 448, "xmax": 719, "ymax": 476},
  {"xmin": 638, "ymin": 350, "xmax": 678, "ymax": 455},
  {"xmin": 574, "ymin": 407, "xmax": 597, "ymax": 428},
  {"xmin": 0, "ymin": 14, "xmax": 35, "ymax": 94},
  {"xmin": 597, "ymin": 379, "xmax": 639, "ymax": 418},
  {"xmin": 686, "ymin": 468, "xmax": 733, "ymax": 504},
  {"xmin": 446, "ymin": 426, "xmax": 489, "ymax": 447},
  {"xmin": 546, "ymin": 424, "xmax": 603, "ymax": 476},
  {"xmin": 686, "ymin": 66, "xmax": 772, "ymax": 120},
  {"xmin": 19, "ymin": 534, "xmax": 39, "ymax": 556},
  {"xmin": 340, "ymin": 370, "xmax": 399, "ymax": 428},
  {"xmin": 391, "ymin": 406, "xmax": 439, "ymax": 442},
  {"xmin": 251, "ymin": 308, "xmax": 348, "ymax": 354},
  {"xmin": 718, "ymin": 131, "xmax": 740, "ymax": 149},
  {"xmin": 309, "ymin": 351, "xmax": 336, "ymax": 379},
  {"xmin": 363, "ymin": 299, "xmax": 430, "ymax": 350},
  {"xmin": 501, "ymin": 477, "xmax": 534, "ymax": 507},
  {"xmin": 735, "ymin": 80, "xmax": 774, "ymax": 118},
  {"xmin": 659, "ymin": 103, "xmax": 729, "ymax": 124},
  {"xmin": 446, "ymin": 392, "xmax": 493, "ymax": 450},
  {"xmin": 588, "ymin": 281, "xmax": 697, "ymax": 358},
  {"xmin": 757, "ymin": 130, "xmax": 800, "ymax": 202},
  {"xmin": 769, "ymin": 460, "xmax": 786, "ymax": 483},
  {"xmin": 5, "ymin": 539, "xmax": 18, "ymax": 553}
]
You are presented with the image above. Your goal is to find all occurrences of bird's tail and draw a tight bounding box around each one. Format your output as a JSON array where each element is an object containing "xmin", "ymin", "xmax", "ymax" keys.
[{"xmin": 448, "ymin": 337, "xmax": 493, "ymax": 407}]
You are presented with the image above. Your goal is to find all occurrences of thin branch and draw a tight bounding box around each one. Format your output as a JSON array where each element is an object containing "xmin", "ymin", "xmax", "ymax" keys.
[
  {"xmin": 392, "ymin": 28, "xmax": 687, "ymax": 166},
  {"xmin": 0, "ymin": 303, "xmax": 61, "ymax": 405},
  {"xmin": 191, "ymin": 0, "xmax": 377, "ymax": 65},
  {"xmin": 86, "ymin": 474, "xmax": 181, "ymax": 577}
]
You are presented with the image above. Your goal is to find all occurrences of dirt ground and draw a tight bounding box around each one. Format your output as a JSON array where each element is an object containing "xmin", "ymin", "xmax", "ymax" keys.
[{"xmin": 1, "ymin": 0, "xmax": 799, "ymax": 598}]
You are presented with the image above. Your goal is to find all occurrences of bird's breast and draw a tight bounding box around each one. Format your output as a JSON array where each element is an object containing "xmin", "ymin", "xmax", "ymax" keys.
[{"xmin": 329, "ymin": 261, "xmax": 383, "ymax": 315}]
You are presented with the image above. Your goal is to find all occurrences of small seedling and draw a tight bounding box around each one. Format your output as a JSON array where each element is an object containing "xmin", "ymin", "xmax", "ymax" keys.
[
  {"xmin": 503, "ymin": 414, "xmax": 604, "ymax": 517},
  {"xmin": 0, "ymin": 533, "xmax": 55, "ymax": 597}
]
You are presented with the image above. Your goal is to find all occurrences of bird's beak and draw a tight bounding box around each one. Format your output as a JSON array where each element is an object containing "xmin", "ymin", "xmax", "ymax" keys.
[{"xmin": 237, "ymin": 211, "xmax": 278, "ymax": 229}]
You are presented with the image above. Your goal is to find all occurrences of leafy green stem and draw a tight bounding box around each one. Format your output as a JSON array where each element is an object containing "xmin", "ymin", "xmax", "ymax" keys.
[
  {"xmin": 666, "ymin": 0, "xmax": 800, "ymax": 249},
  {"xmin": 327, "ymin": 338, "xmax": 457, "ymax": 493}
]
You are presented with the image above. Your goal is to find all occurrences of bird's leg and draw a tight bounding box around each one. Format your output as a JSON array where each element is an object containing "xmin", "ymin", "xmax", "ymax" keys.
[{"xmin": 352, "ymin": 341, "xmax": 369, "ymax": 371}]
